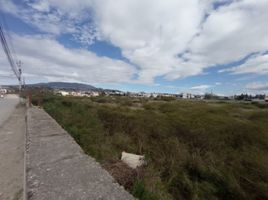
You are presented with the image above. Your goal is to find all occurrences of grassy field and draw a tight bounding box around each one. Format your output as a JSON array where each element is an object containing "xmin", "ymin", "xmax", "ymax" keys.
[{"xmin": 36, "ymin": 94, "xmax": 268, "ymax": 200}]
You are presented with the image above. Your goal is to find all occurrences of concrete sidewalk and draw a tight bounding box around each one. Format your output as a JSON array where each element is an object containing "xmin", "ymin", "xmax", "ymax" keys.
[
  {"xmin": 0, "ymin": 105, "xmax": 25, "ymax": 200},
  {"xmin": 26, "ymin": 107, "xmax": 134, "ymax": 200},
  {"xmin": 0, "ymin": 94, "xmax": 20, "ymax": 126}
]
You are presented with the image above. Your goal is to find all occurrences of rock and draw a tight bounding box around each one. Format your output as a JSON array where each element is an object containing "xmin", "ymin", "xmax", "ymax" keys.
[{"xmin": 121, "ymin": 151, "xmax": 145, "ymax": 169}]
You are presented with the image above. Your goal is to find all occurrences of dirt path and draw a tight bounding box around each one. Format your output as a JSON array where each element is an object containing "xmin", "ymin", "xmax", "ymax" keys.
[{"xmin": 0, "ymin": 105, "xmax": 26, "ymax": 200}]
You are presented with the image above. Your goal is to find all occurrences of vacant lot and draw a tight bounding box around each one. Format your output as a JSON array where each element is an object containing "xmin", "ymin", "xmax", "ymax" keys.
[{"xmin": 37, "ymin": 94, "xmax": 268, "ymax": 200}]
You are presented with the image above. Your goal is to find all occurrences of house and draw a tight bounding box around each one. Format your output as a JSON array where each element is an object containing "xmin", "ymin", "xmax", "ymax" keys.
[
  {"xmin": 182, "ymin": 93, "xmax": 193, "ymax": 99},
  {"xmin": 151, "ymin": 93, "xmax": 158, "ymax": 98},
  {"xmin": 89, "ymin": 91, "xmax": 100, "ymax": 97},
  {"xmin": 58, "ymin": 90, "xmax": 69, "ymax": 96},
  {"xmin": 193, "ymin": 95, "xmax": 204, "ymax": 100},
  {"xmin": 0, "ymin": 88, "xmax": 7, "ymax": 94}
]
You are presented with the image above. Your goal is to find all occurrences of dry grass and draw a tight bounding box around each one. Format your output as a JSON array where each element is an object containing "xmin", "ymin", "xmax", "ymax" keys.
[
  {"xmin": 36, "ymin": 94, "xmax": 268, "ymax": 200},
  {"xmin": 103, "ymin": 161, "xmax": 139, "ymax": 189}
]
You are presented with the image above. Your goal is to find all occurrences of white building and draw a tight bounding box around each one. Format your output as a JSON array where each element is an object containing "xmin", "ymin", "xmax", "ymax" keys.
[
  {"xmin": 89, "ymin": 91, "xmax": 100, "ymax": 97},
  {"xmin": 59, "ymin": 90, "xmax": 69, "ymax": 96},
  {"xmin": 151, "ymin": 93, "xmax": 158, "ymax": 98},
  {"xmin": 182, "ymin": 93, "xmax": 193, "ymax": 99},
  {"xmin": 0, "ymin": 88, "xmax": 7, "ymax": 94}
]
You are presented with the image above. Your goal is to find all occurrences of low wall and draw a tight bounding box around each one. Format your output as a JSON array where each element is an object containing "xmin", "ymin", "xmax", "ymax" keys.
[{"xmin": 25, "ymin": 107, "xmax": 133, "ymax": 200}]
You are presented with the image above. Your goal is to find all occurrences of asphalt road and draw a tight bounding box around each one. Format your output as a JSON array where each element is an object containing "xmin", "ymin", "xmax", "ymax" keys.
[
  {"xmin": 0, "ymin": 94, "xmax": 20, "ymax": 126},
  {"xmin": 0, "ymin": 94, "xmax": 25, "ymax": 200}
]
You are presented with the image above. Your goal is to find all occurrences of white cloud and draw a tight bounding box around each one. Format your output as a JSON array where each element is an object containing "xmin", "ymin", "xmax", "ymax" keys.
[
  {"xmin": 29, "ymin": 1, "xmax": 50, "ymax": 12},
  {"xmin": 0, "ymin": 0, "xmax": 209, "ymax": 83},
  {"xmin": 93, "ymin": 0, "xmax": 210, "ymax": 83},
  {"xmin": 190, "ymin": 84, "xmax": 211, "ymax": 90},
  {"xmin": 0, "ymin": 69, "xmax": 15, "ymax": 78},
  {"xmin": 0, "ymin": 34, "xmax": 135, "ymax": 85},
  {"xmin": 185, "ymin": 84, "xmax": 212, "ymax": 95},
  {"xmin": 0, "ymin": 0, "xmax": 97, "ymax": 43},
  {"xmin": 0, "ymin": 0, "xmax": 19, "ymax": 15},
  {"xmin": 219, "ymin": 53, "xmax": 268, "ymax": 74},
  {"xmin": 38, "ymin": 0, "xmax": 93, "ymax": 13},
  {"xmin": 1, "ymin": 0, "xmax": 268, "ymax": 84},
  {"xmin": 246, "ymin": 82, "xmax": 268, "ymax": 91},
  {"xmin": 189, "ymin": 0, "xmax": 268, "ymax": 64},
  {"xmin": 92, "ymin": 0, "xmax": 268, "ymax": 83}
]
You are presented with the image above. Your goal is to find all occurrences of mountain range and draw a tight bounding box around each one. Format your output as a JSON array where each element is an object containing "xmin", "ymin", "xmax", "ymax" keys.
[
  {"xmin": 4, "ymin": 82, "xmax": 124, "ymax": 92},
  {"xmin": 27, "ymin": 82, "xmax": 98, "ymax": 91}
]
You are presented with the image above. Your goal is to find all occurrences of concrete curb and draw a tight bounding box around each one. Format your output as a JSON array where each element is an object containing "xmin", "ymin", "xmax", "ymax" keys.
[
  {"xmin": 24, "ymin": 100, "xmax": 30, "ymax": 200},
  {"xmin": 24, "ymin": 107, "xmax": 134, "ymax": 200},
  {"xmin": 23, "ymin": 114, "xmax": 27, "ymax": 200}
]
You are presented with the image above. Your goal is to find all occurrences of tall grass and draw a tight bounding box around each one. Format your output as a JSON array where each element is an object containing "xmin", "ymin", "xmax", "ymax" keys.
[{"xmin": 40, "ymin": 95, "xmax": 268, "ymax": 200}]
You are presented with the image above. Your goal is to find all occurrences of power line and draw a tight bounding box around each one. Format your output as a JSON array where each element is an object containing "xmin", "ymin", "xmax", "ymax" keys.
[
  {"xmin": 0, "ymin": 25, "xmax": 20, "ymax": 80},
  {"xmin": 0, "ymin": 11, "xmax": 25, "ymax": 100},
  {"xmin": 0, "ymin": 14, "xmax": 18, "ymax": 62}
]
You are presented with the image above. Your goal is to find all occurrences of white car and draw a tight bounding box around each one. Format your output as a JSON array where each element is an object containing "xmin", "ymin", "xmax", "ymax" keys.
[{"xmin": 0, "ymin": 94, "xmax": 4, "ymax": 98}]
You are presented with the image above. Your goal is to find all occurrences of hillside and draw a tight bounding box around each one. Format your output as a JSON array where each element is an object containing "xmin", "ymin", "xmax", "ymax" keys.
[{"xmin": 27, "ymin": 82, "xmax": 98, "ymax": 91}]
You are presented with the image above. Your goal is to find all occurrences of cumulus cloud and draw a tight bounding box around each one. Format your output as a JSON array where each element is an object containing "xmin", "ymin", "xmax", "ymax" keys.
[
  {"xmin": 1, "ymin": 0, "xmax": 268, "ymax": 84},
  {"xmin": 187, "ymin": 84, "xmax": 212, "ymax": 94},
  {"xmin": 0, "ymin": 69, "xmax": 15, "ymax": 78},
  {"xmin": 0, "ymin": 34, "xmax": 135, "ymax": 84},
  {"xmin": 92, "ymin": 0, "xmax": 268, "ymax": 83},
  {"xmin": 190, "ymin": 85, "xmax": 211, "ymax": 90},
  {"xmin": 185, "ymin": 84, "xmax": 212, "ymax": 95},
  {"xmin": 188, "ymin": 0, "xmax": 268, "ymax": 64},
  {"xmin": 219, "ymin": 53, "xmax": 268, "ymax": 74},
  {"xmin": 93, "ymin": 0, "xmax": 210, "ymax": 83},
  {"xmin": 246, "ymin": 82, "xmax": 268, "ymax": 91},
  {"xmin": 0, "ymin": 0, "xmax": 98, "ymax": 44}
]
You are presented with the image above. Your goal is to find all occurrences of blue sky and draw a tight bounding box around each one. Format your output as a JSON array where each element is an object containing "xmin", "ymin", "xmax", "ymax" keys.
[{"xmin": 0, "ymin": 0, "xmax": 268, "ymax": 95}]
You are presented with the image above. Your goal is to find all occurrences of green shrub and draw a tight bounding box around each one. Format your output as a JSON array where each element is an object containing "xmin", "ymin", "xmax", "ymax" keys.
[
  {"xmin": 132, "ymin": 181, "xmax": 158, "ymax": 200},
  {"xmin": 41, "ymin": 94, "xmax": 268, "ymax": 200}
]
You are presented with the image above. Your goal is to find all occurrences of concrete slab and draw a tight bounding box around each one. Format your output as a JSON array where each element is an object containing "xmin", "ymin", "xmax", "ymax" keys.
[{"xmin": 26, "ymin": 107, "xmax": 134, "ymax": 200}]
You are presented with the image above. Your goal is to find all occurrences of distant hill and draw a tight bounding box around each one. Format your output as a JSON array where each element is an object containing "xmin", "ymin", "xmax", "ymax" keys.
[{"xmin": 27, "ymin": 82, "xmax": 99, "ymax": 91}]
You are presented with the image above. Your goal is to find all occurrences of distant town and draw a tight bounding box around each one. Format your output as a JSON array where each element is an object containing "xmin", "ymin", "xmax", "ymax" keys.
[
  {"xmin": 1, "ymin": 82, "xmax": 268, "ymax": 102},
  {"xmin": 54, "ymin": 89, "xmax": 268, "ymax": 102}
]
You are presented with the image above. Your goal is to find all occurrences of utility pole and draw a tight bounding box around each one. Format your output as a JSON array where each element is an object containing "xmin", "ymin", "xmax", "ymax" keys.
[
  {"xmin": 17, "ymin": 60, "xmax": 23, "ymax": 94},
  {"xmin": 23, "ymin": 77, "xmax": 26, "ymax": 89}
]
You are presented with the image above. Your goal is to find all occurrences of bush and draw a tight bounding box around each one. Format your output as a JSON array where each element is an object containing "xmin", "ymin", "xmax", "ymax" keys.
[
  {"xmin": 41, "ymin": 95, "xmax": 268, "ymax": 200},
  {"xmin": 132, "ymin": 181, "xmax": 158, "ymax": 200},
  {"xmin": 103, "ymin": 161, "xmax": 138, "ymax": 189}
]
